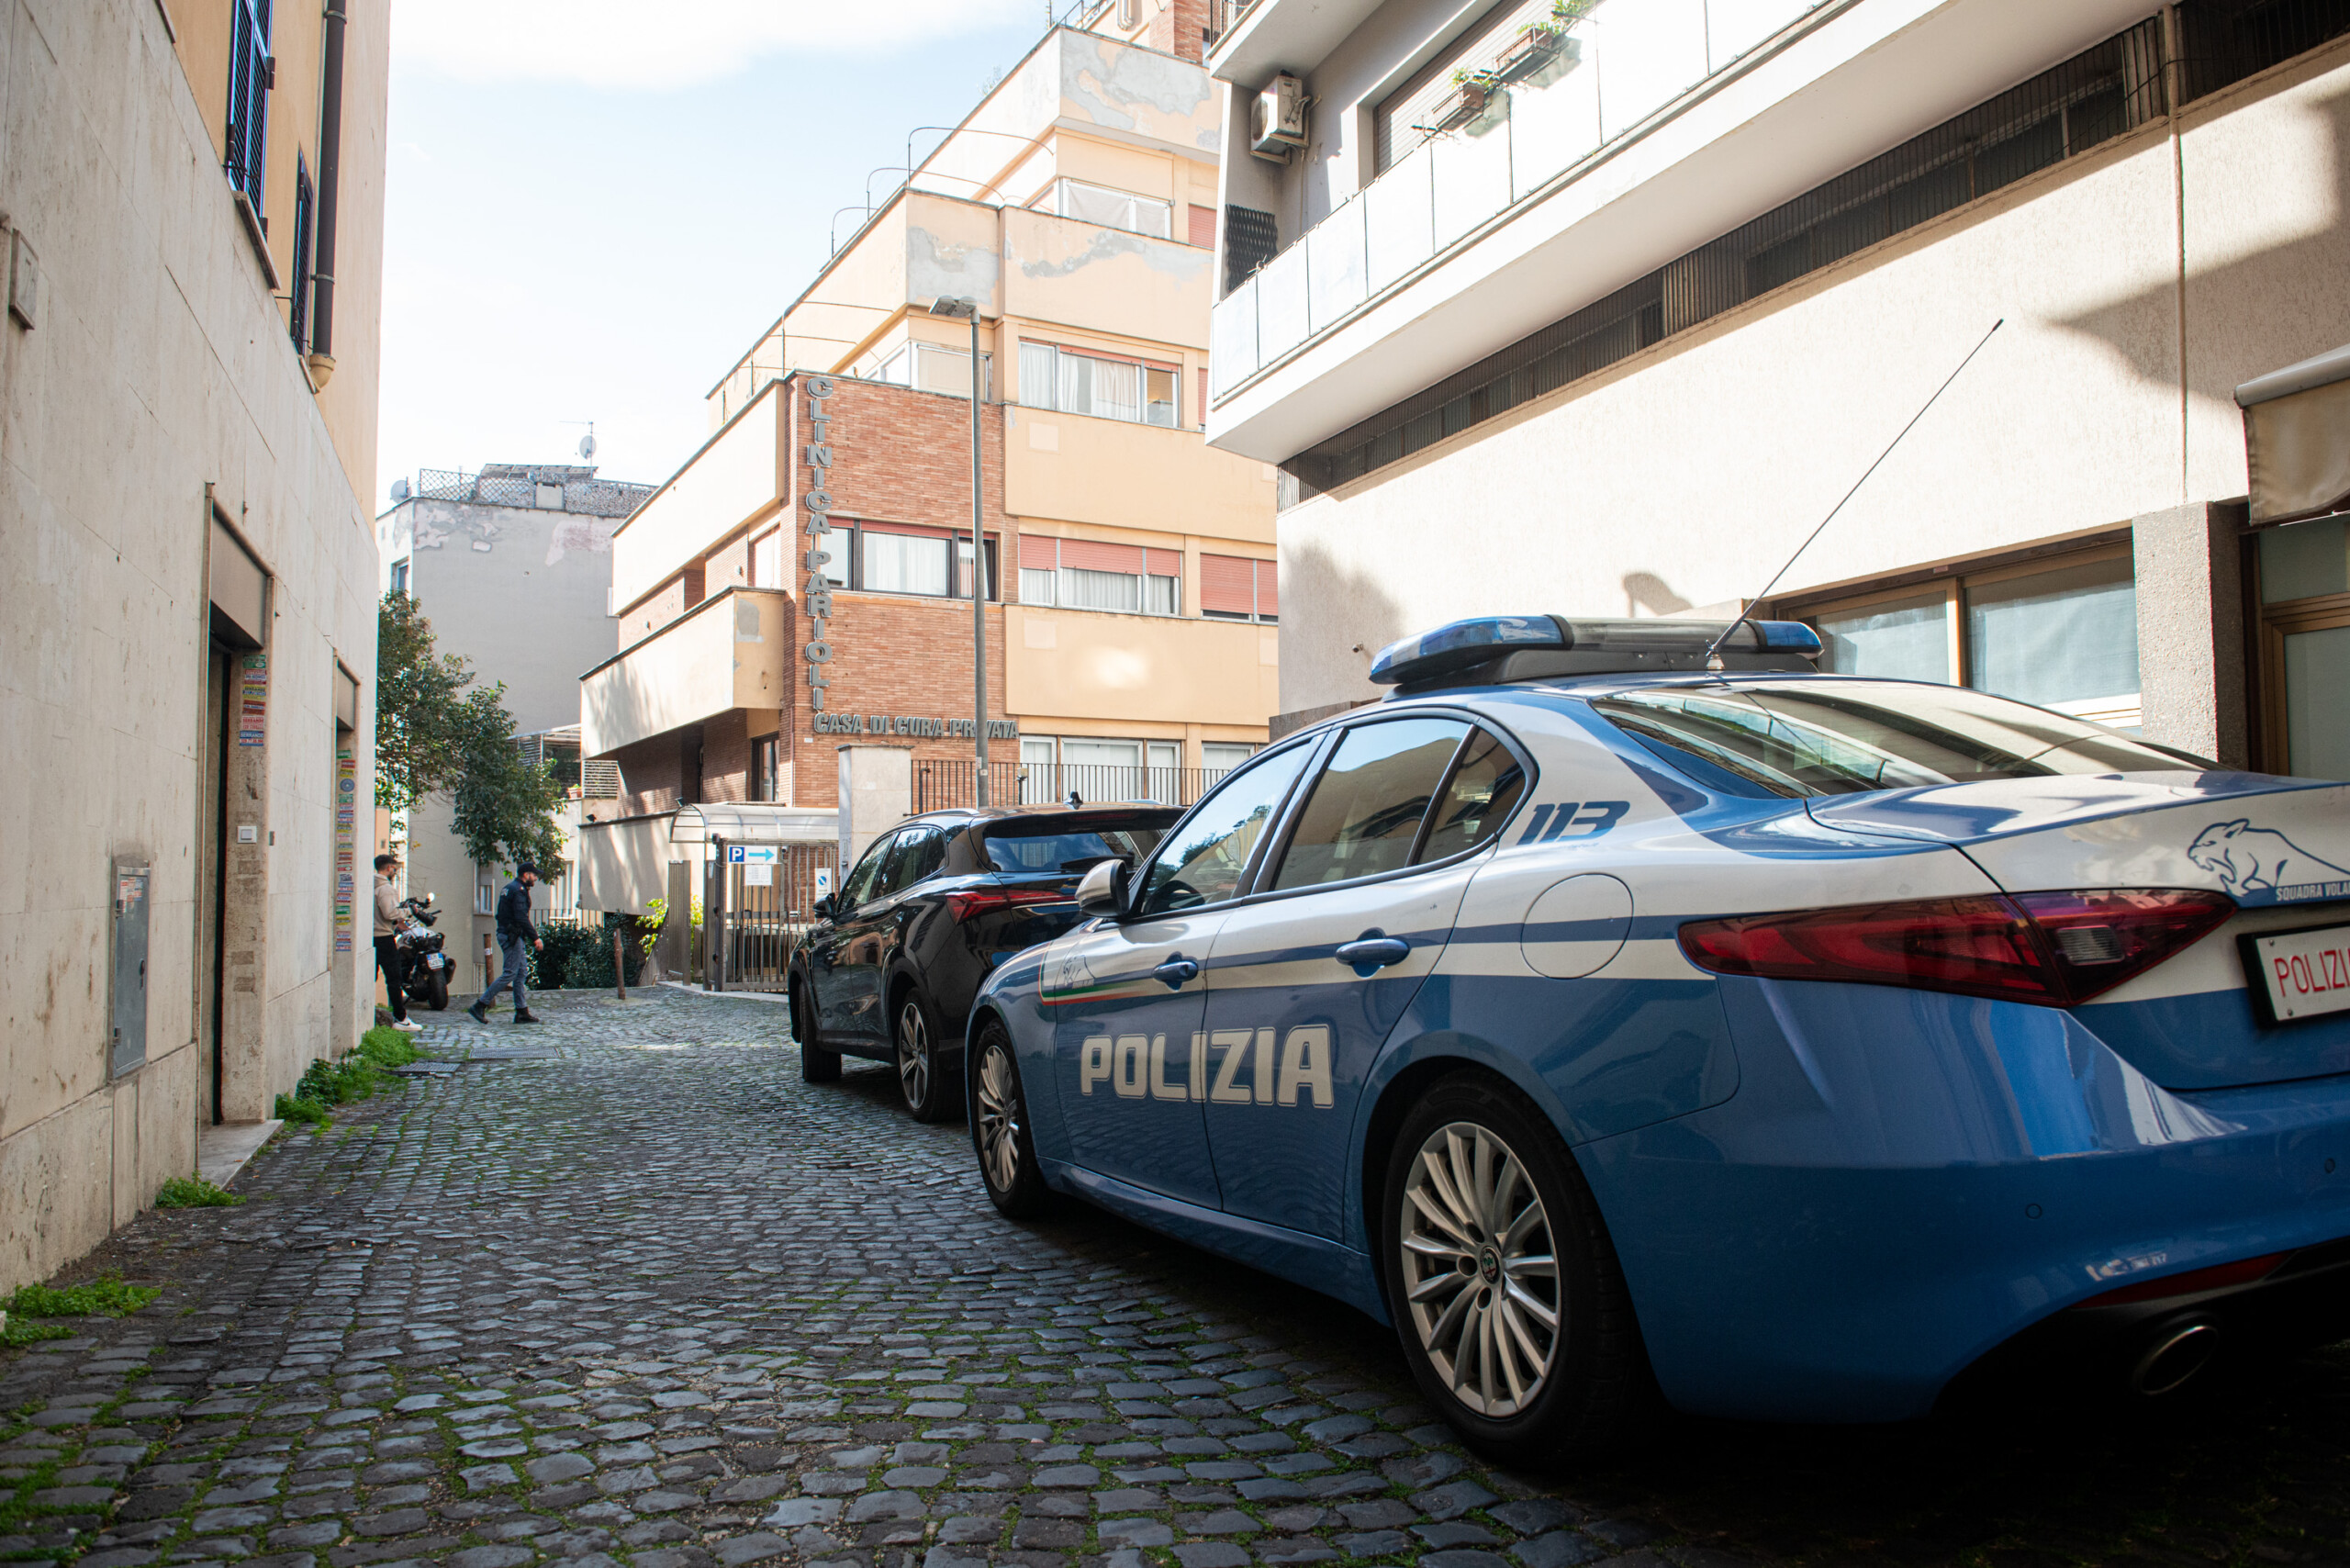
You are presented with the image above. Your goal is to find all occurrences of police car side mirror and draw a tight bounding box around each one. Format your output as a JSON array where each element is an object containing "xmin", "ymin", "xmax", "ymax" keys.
[
  {"xmin": 1075, "ymin": 858, "xmax": 1128, "ymax": 917},
  {"xmin": 812, "ymin": 895, "xmax": 836, "ymax": 920}
]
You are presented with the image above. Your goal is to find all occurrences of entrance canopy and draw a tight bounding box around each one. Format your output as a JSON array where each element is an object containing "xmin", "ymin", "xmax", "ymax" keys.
[
  {"xmin": 668, "ymin": 802, "xmax": 840, "ymax": 847},
  {"xmin": 2238, "ymin": 344, "xmax": 2350, "ymax": 526}
]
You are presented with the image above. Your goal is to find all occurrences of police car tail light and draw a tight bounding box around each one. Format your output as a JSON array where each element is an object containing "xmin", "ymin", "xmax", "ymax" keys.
[
  {"xmin": 946, "ymin": 887, "xmax": 1072, "ymax": 924},
  {"xmin": 1677, "ymin": 889, "xmax": 2232, "ymax": 1007}
]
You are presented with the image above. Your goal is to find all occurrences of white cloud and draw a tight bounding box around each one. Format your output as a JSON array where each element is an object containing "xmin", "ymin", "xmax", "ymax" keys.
[{"xmin": 393, "ymin": 0, "xmax": 1045, "ymax": 90}]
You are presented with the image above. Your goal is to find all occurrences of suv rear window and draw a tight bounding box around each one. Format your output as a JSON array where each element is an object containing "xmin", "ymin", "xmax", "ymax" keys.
[
  {"xmin": 984, "ymin": 819, "xmax": 1169, "ymax": 874},
  {"xmin": 1594, "ymin": 680, "xmax": 2209, "ymax": 799}
]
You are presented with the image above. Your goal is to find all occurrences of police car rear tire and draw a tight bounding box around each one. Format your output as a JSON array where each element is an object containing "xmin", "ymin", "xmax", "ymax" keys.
[
  {"xmin": 972, "ymin": 1020, "xmax": 1053, "ymax": 1218},
  {"xmin": 793, "ymin": 982, "xmax": 840, "ymax": 1084},
  {"xmin": 1381, "ymin": 1074, "xmax": 1656, "ymax": 1466}
]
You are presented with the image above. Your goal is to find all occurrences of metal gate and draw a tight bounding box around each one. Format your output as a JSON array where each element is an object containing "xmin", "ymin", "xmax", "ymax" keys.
[{"xmin": 704, "ymin": 839, "xmax": 836, "ymax": 992}]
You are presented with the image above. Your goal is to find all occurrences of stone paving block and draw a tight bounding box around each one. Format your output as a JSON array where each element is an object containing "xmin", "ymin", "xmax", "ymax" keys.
[
  {"xmin": 1170, "ymin": 1544, "xmax": 1250, "ymax": 1568},
  {"xmin": 1516, "ymin": 1532, "xmax": 1606, "ymax": 1568},
  {"xmin": 1416, "ymin": 1477, "xmax": 1503, "ymax": 1519}
]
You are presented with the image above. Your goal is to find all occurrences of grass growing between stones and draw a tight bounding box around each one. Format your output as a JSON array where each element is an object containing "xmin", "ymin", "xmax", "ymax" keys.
[
  {"xmin": 152, "ymin": 1177, "xmax": 241, "ymax": 1209},
  {"xmin": 273, "ymin": 1028, "xmax": 423, "ymax": 1127}
]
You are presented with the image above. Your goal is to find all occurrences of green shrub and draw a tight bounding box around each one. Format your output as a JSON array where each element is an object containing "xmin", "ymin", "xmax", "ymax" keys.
[
  {"xmin": 358, "ymin": 1027, "xmax": 420, "ymax": 1069},
  {"xmin": 7, "ymin": 1274, "xmax": 159, "ymax": 1318},
  {"xmin": 1, "ymin": 1317, "xmax": 72, "ymax": 1347},
  {"xmin": 153, "ymin": 1177, "xmax": 241, "ymax": 1209},
  {"xmin": 274, "ymin": 1092, "xmax": 330, "ymax": 1126},
  {"xmin": 530, "ymin": 914, "xmax": 648, "ymax": 991}
]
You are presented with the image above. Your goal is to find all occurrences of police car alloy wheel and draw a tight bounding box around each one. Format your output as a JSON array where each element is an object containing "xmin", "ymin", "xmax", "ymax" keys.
[
  {"xmin": 1382, "ymin": 1076, "xmax": 1654, "ymax": 1463},
  {"xmin": 973, "ymin": 1021, "xmax": 1052, "ymax": 1217},
  {"xmin": 792, "ymin": 982, "xmax": 839, "ymax": 1084},
  {"xmin": 895, "ymin": 991, "xmax": 949, "ymax": 1122}
]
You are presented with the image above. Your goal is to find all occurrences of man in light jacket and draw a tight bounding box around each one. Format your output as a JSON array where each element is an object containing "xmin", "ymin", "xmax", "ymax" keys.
[
  {"xmin": 467, "ymin": 863, "xmax": 543, "ymax": 1025},
  {"xmin": 373, "ymin": 855, "xmax": 420, "ymax": 1033}
]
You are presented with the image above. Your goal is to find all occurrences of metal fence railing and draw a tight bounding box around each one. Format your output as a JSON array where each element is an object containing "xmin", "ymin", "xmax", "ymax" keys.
[
  {"xmin": 410, "ymin": 466, "xmax": 655, "ymax": 520},
  {"xmin": 706, "ymin": 844, "xmax": 836, "ymax": 993},
  {"xmin": 911, "ymin": 760, "xmax": 1234, "ymax": 812}
]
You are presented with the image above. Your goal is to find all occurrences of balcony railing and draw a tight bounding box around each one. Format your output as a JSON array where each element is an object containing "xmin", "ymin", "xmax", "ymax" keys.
[
  {"xmin": 1212, "ymin": 0, "xmax": 1829, "ymax": 399},
  {"xmin": 912, "ymin": 760, "xmax": 1237, "ymax": 812}
]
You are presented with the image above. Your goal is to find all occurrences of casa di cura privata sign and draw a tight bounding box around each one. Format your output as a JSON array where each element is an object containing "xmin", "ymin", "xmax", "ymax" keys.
[{"xmin": 811, "ymin": 712, "xmax": 1018, "ymax": 739}]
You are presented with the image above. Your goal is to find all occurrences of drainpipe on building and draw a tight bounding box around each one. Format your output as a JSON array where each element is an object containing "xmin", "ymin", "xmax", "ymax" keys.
[
  {"xmin": 307, "ymin": 0, "xmax": 347, "ymax": 388},
  {"xmin": 969, "ymin": 309, "xmax": 989, "ymax": 806}
]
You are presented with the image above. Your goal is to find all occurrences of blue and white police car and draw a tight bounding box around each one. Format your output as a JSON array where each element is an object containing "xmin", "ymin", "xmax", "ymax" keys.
[{"xmin": 960, "ymin": 613, "xmax": 2350, "ymax": 1461}]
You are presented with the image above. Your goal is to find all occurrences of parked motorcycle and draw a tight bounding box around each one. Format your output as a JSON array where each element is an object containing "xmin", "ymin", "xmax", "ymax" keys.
[{"xmin": 395, "ymin": 895, "xmax": 452, "ymax": 1012}]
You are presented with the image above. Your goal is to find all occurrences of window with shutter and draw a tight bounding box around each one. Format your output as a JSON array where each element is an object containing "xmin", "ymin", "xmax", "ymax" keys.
[
  {"xmin": 1188, "ymin": 204, "xmax": 1218, "ymax": 248},
  {"xmin": 1372, "ymin": 0, "xmax": 1553, "ymax": 174},
  {"xmin": 1201, "ymin": 554, "xmax": 1259, "ymax": 620}
]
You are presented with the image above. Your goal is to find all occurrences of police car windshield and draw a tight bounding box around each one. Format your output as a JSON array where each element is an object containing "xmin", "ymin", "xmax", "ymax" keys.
[
  {"xmin": 984, "ymin": 821, "xmax": 1167, "ymax": 875},
  {"xmin": 1592, "ymin": 680, "xmax": 2207, "ymax": 799}
]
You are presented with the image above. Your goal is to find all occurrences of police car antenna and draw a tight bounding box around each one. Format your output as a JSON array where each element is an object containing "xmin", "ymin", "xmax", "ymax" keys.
[{"xmin": 1703, "ymin": 319, "xmax": 2004, "ymax": 671}]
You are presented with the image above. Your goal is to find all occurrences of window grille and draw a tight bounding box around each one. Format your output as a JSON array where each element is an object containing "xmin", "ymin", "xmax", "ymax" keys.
[
  {"xmin": 224, "ymin": 0, "xmax": 273, "ymax": 211},
  {"xmin": 1287, "ymin": 0, "xmax": 2349, "ymax": 498},
  {"xmin": 581, "ymin": 760, "xmax": 621, "ymax": 800},
  {"xmin": 289, "ymin": 154, "xmax": 315, "ymax": 350},
  {"xmin": 1224, "ymin": 206, "xmax": 1279, "ymax": 295}
]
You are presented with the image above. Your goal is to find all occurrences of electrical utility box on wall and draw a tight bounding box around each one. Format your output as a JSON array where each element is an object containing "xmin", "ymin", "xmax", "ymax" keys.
[
  {"xmin": 1252, "ymin": 74, "xmax": 1307, "ymax": 161},
  {"xmin": 111, "ymin": 858, "xmax": 150, "ymax": 1077}
]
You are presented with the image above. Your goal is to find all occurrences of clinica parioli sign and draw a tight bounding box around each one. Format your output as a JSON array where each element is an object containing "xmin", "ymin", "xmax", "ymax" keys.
[{"xmin": 800, "ymin": 375, "xmax": 838, "ymax": 711}]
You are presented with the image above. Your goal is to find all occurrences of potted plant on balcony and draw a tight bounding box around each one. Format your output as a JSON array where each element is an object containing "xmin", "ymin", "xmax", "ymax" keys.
[
  {"xmin": 1494, "ymin": 18, "xmax": 1563, "ymax": 80},
  {"xmin": 1420, "ymin": 66, "xmax": 1497, "ymax": 133}
]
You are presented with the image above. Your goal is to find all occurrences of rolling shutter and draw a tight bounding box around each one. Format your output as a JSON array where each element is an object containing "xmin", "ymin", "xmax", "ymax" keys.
[
  {"xmin": 1256, "ymin": 559, "xmax": 1279, "ymax": 619},
  {"xmin": 1059, "ymin": 538, "xmax": 1147, "ymax": 575},
  {"xmin": 1372, "ymin": 0, "xmax": 1552, "ymax": 174},
  {"xmin": 1147, "ymin": 548, "xmax": 1181, "ymax": 577},
  {"xmin": 1201, "ymin": 554, "xmax": 1258, "ymax": 616},
  {"xmin": 1189, "ymin": 204, "xmax": 1217, "ymax": 248}
]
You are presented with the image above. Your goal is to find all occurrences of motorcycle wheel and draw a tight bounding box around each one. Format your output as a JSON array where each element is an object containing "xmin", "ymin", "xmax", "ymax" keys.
[{"xmin": 426, "ymin": 970, "xmax": 449, "ymax": 1011}]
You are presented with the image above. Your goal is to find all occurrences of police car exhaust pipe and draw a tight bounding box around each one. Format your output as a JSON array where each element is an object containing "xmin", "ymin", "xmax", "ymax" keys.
[{"xmin": 2128, "ymin": 1317, "xmax": 2221, "ymax": 1397}]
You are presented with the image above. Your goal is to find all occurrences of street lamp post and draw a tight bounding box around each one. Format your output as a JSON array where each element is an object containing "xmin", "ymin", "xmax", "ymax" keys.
[{"xmin": 929, "ymin": 296, "xmax": 989, "ymax": 806}]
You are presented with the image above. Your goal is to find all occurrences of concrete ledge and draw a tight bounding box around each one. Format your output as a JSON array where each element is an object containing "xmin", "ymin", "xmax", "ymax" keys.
[
  {"xmin": 197, "ymin": 1120, "xmax": 281, "ymax": 1190},
  {"xmin": 657, "ymin": 981, "xmax": 791, "ymax": 1005}
]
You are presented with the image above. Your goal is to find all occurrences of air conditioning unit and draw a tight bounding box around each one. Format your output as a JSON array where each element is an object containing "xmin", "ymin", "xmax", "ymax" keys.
[{"xmin": 1251, "ymin": 73, "xmax": 1307, "ymax": 162}]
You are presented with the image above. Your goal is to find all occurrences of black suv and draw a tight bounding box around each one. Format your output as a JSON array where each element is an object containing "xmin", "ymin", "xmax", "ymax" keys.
[{"xmin": 789, "ymin": 804, "xmax": 1177, "ymax": 1119}]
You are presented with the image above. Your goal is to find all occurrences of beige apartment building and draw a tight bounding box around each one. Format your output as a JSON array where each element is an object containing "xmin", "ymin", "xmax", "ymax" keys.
[
  {"xmin": 581, "ymin": 12, "xmax": 1280, "ymax": 908},
  {"xmin": 0, "ymin": 0, "xmax": 388, "ymax": 1283},
  {"xmin": 1204, "ymin": 0, "xmax": 2350, "ymax": 772}
]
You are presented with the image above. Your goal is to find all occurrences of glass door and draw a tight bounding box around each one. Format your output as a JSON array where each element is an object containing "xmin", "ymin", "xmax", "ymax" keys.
[{"xmin": 2257, "ymin": 518, "xmax": 2350, "ymax": 779}]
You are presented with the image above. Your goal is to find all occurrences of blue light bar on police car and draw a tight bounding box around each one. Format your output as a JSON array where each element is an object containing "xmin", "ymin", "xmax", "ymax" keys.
[{"xmin": 1368, "ymin": 615, "xmax": 1823, "ymax": 687}]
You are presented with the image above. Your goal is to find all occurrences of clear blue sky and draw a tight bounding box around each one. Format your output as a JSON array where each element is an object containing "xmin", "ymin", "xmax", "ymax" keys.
[{"xmin": 375, "ymin": 3, "xmax": 1064, "ymax": 509}]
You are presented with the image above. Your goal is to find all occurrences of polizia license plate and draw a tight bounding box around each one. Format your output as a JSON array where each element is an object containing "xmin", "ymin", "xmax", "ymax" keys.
[{"xmin": 2242, "ymin": 922, "xmax": 2350, "ymax": 1025}]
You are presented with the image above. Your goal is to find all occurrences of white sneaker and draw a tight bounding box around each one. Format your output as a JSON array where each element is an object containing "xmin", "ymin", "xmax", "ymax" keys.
[{"xmin": 393, "ymin": 1017, "xmax": 421, "ymax": 1032}]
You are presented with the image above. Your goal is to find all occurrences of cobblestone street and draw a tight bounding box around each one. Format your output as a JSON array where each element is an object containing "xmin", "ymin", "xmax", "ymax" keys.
[{"xmin": 9, "ymin": 987, "xmax": 2350, "ymax": 1568}]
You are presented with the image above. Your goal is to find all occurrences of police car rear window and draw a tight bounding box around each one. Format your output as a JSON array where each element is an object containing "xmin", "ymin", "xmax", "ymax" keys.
[
  {"xmin": 984, "ymin": 822, "xmax": 1167, "ymax": 875},
  {"xmin": 1592, "ymin": 681, "xmax": 2207, "ymax": 799}
]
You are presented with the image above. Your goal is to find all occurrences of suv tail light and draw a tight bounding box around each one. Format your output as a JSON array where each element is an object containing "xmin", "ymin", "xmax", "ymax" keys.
[
  {"xmin": 945, "ymin": 886, "xmax": 1074, "ymax": 924},
  {"xmin": 1677, "ymin": 888, "xmax": 2233, "ymax": 1006}
]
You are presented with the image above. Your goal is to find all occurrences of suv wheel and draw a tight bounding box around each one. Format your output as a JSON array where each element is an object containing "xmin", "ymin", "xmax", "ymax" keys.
[
  {"xmin": 793, "ymin": 981, "xmax": 839, "ymax": 1084},
  {"xmin": 972, "ymin": 1019, "xmax": 1053, "ymax": 1217},
  {"xmin": 1381, "ymin": 1073, "xmax": 1656, "ymax": 1464},
  {"xmin": 894, "ymin": 989, "xmax": 950, "ymax": 1122}
]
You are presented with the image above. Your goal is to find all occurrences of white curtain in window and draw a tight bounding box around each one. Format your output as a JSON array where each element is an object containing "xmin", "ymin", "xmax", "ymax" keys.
[
  {"xmin": 863, "ymin": 532, "xmax": 948, "ymax": 596},
  {"xmin": 1020, "ymin": 569, "xmax": 1057, "ymax": 605},
  {"xmin": 1966, "ymin": 558, "xmax": 2139, "ymax": 712},
  {"xmin": 1817, "ymin": 593, "xmax": 1949, "ymax": 682},
  {"xmin": 1020, "ymin": 342, "xmax": 1057, "ymax": 409},
  {"xmin": 1145, "ymin": 574, "xmax": 1178, "ymax": 615},
  {"xmin": 1057, "ymin": 178, "xmax": 1172, "ymax": 239},
  {"xmin": 1061, "ymin": 566, "xmax": 1142, "ymax": 612}
]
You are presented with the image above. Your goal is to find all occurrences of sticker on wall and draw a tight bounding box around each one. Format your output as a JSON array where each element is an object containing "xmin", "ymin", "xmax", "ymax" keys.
[
  {"xmin": 237, "ymin": 653, "xmax": 269, "ymax": 746},
  {"xmin": 333, "ymin": 745, "xmax": 357, "ymax": 953}
]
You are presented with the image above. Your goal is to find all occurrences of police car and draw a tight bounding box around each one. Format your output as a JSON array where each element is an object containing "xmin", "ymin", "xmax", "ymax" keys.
[{"xmin": 959, "ymin": 613, "xmax": 2350, "ymax": 1460}]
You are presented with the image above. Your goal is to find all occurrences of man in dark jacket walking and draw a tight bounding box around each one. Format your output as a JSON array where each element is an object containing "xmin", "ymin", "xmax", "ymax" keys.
[{"xmin": 467, "ymin": 863, "xmax": 543, "ymax": 1025}]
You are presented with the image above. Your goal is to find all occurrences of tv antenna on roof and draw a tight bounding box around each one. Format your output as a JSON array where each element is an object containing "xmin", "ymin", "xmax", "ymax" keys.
[{"xmin": 1702, "ymin": 319, "xmax": 2004, "ymax": 671}]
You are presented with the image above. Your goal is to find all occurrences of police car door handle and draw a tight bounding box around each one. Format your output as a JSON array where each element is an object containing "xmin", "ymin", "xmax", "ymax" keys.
[
  {"xmin": 1153, "ymin": 957, "xmax": 1200, "ymax": 989},
  {"xmin": 1336, "ymin": 935, "xmax": 1411, "ymax": 976}
]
